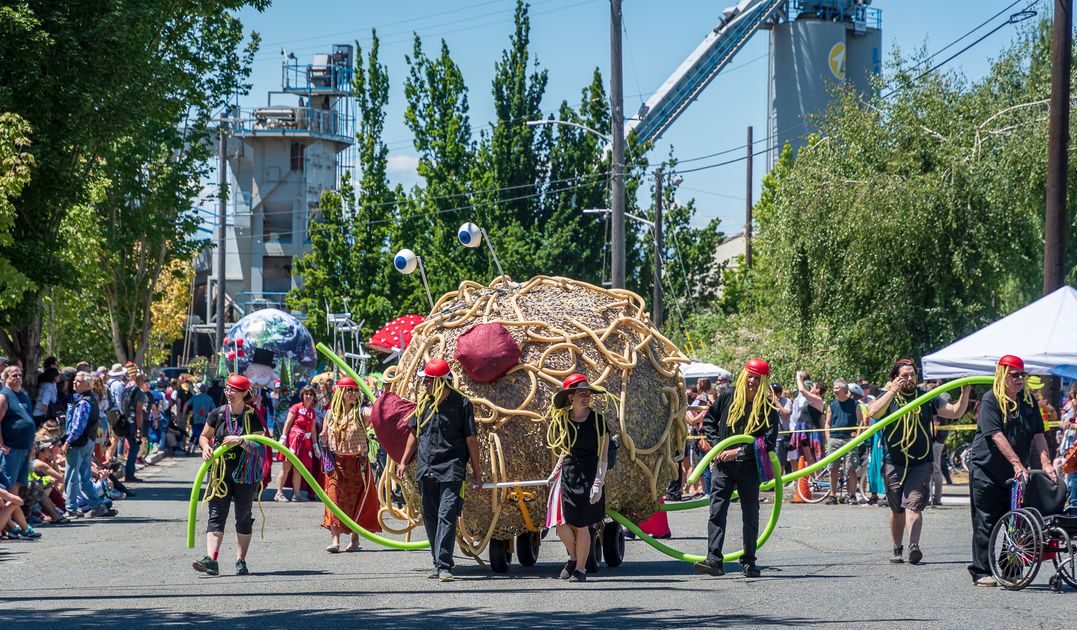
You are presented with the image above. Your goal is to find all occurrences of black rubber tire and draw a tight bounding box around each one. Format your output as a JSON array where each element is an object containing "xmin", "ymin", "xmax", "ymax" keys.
[
  {"xmin": 489, "ymin": 538, "xmax": 511, "ymax": 574},
  {"xmin": 585, "ymin": 526, "xmax": 601, "ymax": 573},
  {"xmin": 516, "ymin": 532, "xmax": 540, "ymax": 567},
  {"xmin": 602, "ymin": 521, "xmax": 625, "ymax": 568}
]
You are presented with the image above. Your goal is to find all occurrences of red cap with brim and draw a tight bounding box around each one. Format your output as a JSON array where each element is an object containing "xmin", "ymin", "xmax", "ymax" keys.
[
  {"xmin": 226, "ymin": 374, "xmax": 251, "ymax": 391},
  {"xmin": 997, "ymin": 355, "xmax": 1024, "ymax": 372},
  {"xmin": 420, "ymin": 358, "xmax": 451, "ymax": 379},
  {"xmin": 337, "ymin": 376, "xmax": 358, "ymax": 389},
  {"xmin": 744, "ymin": 358, "xmax": 770, "ymax": 377}
]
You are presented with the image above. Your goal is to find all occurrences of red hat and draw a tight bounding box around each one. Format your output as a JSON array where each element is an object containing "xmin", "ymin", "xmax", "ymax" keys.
[
  {"xmin": 226, "ymin": 374, "xmax": 251, "ymax": 391},
  {"xmin": 337, "ymin": 376, "xmax": 358, "ymax": 389},
  {"xmin": 553, "ymin": 373, "xmax": 606, "ymax": 409},
  {"xmin": 420, "ymin": 358, "xmax": 451, "ymax": 379},
  {"xmin": 997, "ymin": 355, "xmax": 1024, "ymax": 371},
  {"xmin": 744, "ymin": 358, "xmax": 770, "ymax": 377}
]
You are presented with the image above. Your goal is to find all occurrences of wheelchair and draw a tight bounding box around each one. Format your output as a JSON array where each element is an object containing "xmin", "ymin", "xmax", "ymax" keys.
[{"xmin": 989, "ymin": 470, "xmax": 1077, "ymax": 592}]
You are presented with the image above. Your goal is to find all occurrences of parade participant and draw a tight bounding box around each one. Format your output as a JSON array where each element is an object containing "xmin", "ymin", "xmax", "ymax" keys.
[
  {"xmin": 274, "ymin": 386, "xmax": 318, "ymax": 502},
  {"xmin": 545, "ymin": 373, "xmax": 611, "ymax": 583},
  {"xmin": 966, "ymin": 355, "xmax": 1055, "ymax": 586},
  {"xmin": 319, "ymin": 376, "xmax": 381, "ymax": 553},
  {"xmin": 396, "ymin": 358, "xmax": 482, "ymax": 582},
  {"xmin": 867, "ymin": 359, "xmax": 969, "ymax": 565},
  {"xmin": 694, "ymin": 358, "xmax": 780, "ymax": 578},
  {"xmin": 823, "ymin": 379, "xmax": 865, "ymax": 504},
  {"xmin": 193, "ymin": 374, "xmax": 265, "ymax": 577}
]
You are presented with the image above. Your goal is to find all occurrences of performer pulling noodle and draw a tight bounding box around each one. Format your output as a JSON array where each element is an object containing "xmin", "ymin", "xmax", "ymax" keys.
[
  {"xmin": 319, "ymin": 376, "xmax": 381, "ymax": 553},
  {"xmin": 694, "ymin": 358, "xmax": 779, "ymax": 578},
  {"xmin": 397, "ymin": 358, "xmax": 482, "ymax": 582},
  {"xmin": 866, "ymin": 358, "xmax": 969, "ymax": 565},
  {"xmin": 967, "ymin": 355, "xmax": 1056, "ymax": 587},
  {"xmin": 193, "ymin": 374, "xmax": 265, "ymax": 577},
  {"xmin": 545, "ymin": 374, "xmax": 611, "ymax": 583}
]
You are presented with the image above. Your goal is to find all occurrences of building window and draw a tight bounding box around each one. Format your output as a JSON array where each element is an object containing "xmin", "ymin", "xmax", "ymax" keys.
[{"xmin": 290, "ymin": 142, "xmax": 305, "ymax": 172}]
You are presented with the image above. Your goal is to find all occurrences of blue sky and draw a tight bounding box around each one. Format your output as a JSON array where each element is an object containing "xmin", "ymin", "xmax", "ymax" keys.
[{"xmin": 231, "ymin": 0, "xmax": 1039, "ymax": 231}]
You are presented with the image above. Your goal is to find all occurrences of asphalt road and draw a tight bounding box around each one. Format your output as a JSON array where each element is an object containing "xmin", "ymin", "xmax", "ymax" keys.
[{"xmin": 1, "ymin": 456, "xmax": 1070, "ymax": 629}]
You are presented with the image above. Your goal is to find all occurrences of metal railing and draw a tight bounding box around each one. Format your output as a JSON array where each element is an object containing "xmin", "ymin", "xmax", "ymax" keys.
[
  {"xmin": 789, "ymin": 1, "xmax": 882, "ymax": 30},
  {"xmin": 282, "ymin": 60, "xmax": 353, "ymax": 94},
  {"xmin": 230, "ymin": 106, "xmax": 354, "ymax": 143}
]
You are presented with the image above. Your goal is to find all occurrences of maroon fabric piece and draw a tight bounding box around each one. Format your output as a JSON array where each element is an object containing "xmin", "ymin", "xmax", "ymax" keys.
[
  {"xmin": 454, "ymin": 323, "xmax": 520, "ymax": 383},
  {"xmin": 371, "ymin": 392, "xmax": 416, "ymax": 463}
]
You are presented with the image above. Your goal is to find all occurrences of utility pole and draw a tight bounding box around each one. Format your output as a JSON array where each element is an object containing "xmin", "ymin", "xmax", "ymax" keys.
[
  {"xmin": 1044, "ymin": 0, "xmax": 1071, "ymax": 295},
  {"xmin": 215, "ymin": 112, "xmax": 228, "ymax": 350},
  {"xmin": 653, "ymin": 168, "xmax": 664, "ymax": 328},
  {"xmin": 1044, "ymin": 0, "xmax": 1072, "ymax": 456},
  {"xmin": 610, "ymin": 0, "xmax": 626, "ymax": 289},
  {"xmin": 745, "ymin": 126, "xmax": 754, "ymax": 269}
]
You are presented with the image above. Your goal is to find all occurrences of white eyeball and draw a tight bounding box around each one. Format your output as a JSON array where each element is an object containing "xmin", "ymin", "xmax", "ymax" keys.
[
  {"xmin": 393, "ymin": 249, "xmax": 417, "ymax": 274},
  {"xmin": 458, "ymin": 222, "xmax": 482, "ymax": 248}
]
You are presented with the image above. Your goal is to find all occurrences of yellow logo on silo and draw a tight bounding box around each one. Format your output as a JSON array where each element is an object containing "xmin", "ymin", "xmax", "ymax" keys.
[{"xmin": 829, "ymin": 42, "xmax": 846, "ymax": 80}]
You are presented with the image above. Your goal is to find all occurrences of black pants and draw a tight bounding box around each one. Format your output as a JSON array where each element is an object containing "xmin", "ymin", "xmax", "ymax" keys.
[
  {"xmin": 706, "ymin": 458, "xmax": 761, "ymax": 566},
  {"xmin": 207, "ymin": 476, "xmax": 258, "ymax": 535},
  {"xmin": 420, "ymin": 476, "xmax": 463, "ymax": 571},
  {"xmin": 967, "ymin": 465, "xmax": 1010, "ymax": 581}
]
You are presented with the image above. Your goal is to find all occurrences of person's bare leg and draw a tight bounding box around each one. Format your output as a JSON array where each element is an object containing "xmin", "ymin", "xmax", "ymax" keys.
[
  {"xmin": 847, "ymin": 471, "xmax": 859, "ymax": 498},
  {"xmin": 829, "ymin": 464, "xmax": 840, "ymax": 499},
  {"xmin": 907, "ymin": 509, "xmax": 924, "ymax": 546},
  {"xmin": 237, "ymin": 532, "xmax": 252, "ymax": 560},
  {"xmin": 275, "ymin": 462, "xmax": 291, "ymax": 495},
  {"xmin": 556, "ymin": 524, "xmax": 576, "ymax": 558},
  {"xmin": 574, "ymin": 526, "xmax": 591, "ymax": 570},
  {"xmin": 290, "ymin": 468, "xmax": 303, "ymax": 499},
  {"xmin": 890, "ymin": 511, "xmax": 905, "ymax": 547},
  {"xmin": 329, "ymin": 525, "xmax": 341, "ymax": 548},
  {"xmin": 206, "ymin": 531, "xmax": 224, "ymax": 557},
  {"xmin": 0, "ymin": 503, "xmax": 15, "ymax": 531}
]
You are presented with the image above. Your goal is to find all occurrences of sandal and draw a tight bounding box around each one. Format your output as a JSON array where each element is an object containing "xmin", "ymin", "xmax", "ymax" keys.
[
  {"xmin": 344, "ymin": 543, "xmax": 362, "ymax": 553},
  {"xmin": 326, "ymin": 543, "xmax": 340, "ymax": 554}
]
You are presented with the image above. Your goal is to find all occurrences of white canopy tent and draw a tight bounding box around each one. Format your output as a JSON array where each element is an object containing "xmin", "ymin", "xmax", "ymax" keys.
[
  {"xmin": 680, "ymin": 361, "xmax": 732, "ymax": 384},
  {"xmin": 922, "ymin": 286, "xmax": 1077, "ymax": 378}
]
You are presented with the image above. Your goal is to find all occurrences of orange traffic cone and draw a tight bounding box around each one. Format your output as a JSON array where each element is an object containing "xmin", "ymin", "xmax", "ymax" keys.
[{"xmin": 792, "ymin": 456, "xmax": 812, "ymax": 503}]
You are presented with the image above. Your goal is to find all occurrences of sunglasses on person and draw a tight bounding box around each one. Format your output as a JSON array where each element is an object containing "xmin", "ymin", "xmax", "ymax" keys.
[
  {"xmin": 342, "ymin": 387, "xmax": 359, "ymax": 394},
  {"xmin": 1008, "ymin": 371, "xmax": 1027, "ymax": 379}
]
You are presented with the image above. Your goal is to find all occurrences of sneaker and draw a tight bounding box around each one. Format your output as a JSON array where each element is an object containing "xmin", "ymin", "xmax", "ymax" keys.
[
  {"xmin": 825, "ymin": 495, "xmax": 838, "ymax": 505},
  {"xmin": 693, "ymin": 561, "xmax": 725, "ymax": 577},
  {"xmin": 890, "ymin": 546, "xmax": 904, "ymax": 564},
  {"xmin": 125, "ymin": 476, "xmax": 144, "ymax": 483},
  {"xmin": 930, "ymin": 499, "xmax": 943, "ymax": 507},
  {"xmin": 273, "ymin": 493, "xmax": 289, "ymax": 503},
  {"xmin": 235, "ymin": 560, "xmax": 250, "ymax": 576},
  {"xmin": 427, "ymin": 568, "xmax": 440, "ymax": 579},
  {"xmin": 742, "ymin": 563, "xmax": 761, "ymax": 578},
  {"xmin": 559, "ymin": 559, "xmax": 577, "ymax": 580},
  {"xmin": 439, "ymin": 571, "xmax": 454, "ymax": 582},
  {"xmin": 193, "ymin": 556, "xmax": 219, "ymax": 576},
  {"xmin": 88, "ymin": 505, "xmax": 118, "ymax": 518},
  {"xmin": 908, "ymin": 544, "xmax": 923, "ymax": 565},
  {"xmin": 975, "ymin": 575, "xmax": 998, "ymax": 587},
  {"xmin": 67, "ymin": 509, "xmax": 86, "ymax": 519},
  {"xmin": 568, "ymin": 569, "xmax": 587, "ymax": 582}
]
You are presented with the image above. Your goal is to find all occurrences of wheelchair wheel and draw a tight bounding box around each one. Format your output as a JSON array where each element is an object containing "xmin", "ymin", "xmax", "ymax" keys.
[
  {"xmin": 1049, "ymin": 533, "xmax": 1077, "ymax": 590},
  {"xmin": 989, "ymin": 509, "xmax": 1043, "ymax": 590}
]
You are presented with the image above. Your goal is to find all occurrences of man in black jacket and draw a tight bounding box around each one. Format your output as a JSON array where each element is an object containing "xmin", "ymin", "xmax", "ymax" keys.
[{"xmin": 694, "ymin": 358, "xmax": 780, "ymax": 578}]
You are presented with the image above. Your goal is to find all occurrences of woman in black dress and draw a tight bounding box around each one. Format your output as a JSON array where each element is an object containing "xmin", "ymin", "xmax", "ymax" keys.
[{"xmin": 545, "ymin": 374, "xmax": 610, "ymax": 582}]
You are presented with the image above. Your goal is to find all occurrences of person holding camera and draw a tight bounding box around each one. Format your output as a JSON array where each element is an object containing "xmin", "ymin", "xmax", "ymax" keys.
[{"xmin": 694, "ymin": 358, "xmax": 780, "ymax": 579}]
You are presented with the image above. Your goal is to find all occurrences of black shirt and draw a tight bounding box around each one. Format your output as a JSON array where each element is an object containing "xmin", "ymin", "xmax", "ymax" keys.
[
  {"xmin": 703, "ymin": 388, "xmax": 780, "ymax": 454},
  {"xmin": 881, "ymin": 387, "xmax": 940, "ymax": 467},
  {"xmin": 969, "ymin": 390, "xmax": 1042, "ymax": 486},
  {"xmin": 407, "ymin": 389, "xmax": 477, "ymax": 482},
  {"xmin": 205, "ymin": 404, "xmax": 265, "ymax": 474}
]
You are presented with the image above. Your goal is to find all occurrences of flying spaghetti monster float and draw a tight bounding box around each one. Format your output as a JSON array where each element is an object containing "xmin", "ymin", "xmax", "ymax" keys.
[{"xmin": 372, "ymin": 275, "xmax": 690, "ymax": 570}]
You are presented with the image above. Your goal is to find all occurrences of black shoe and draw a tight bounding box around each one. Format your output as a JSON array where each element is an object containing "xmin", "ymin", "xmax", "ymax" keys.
[
  {"xmin": 559, "ymin": 559, "xmax": 577, "ymax": 580},
  {"xmin": 742, "ymin": 563, "xmax": 761, "ymax": 578},
  {"xmin": 235, "ymin": 560, "xmax": 249, "ymax": 576},
  {"xmin": 193, "ymin": 556, "xmax": 219, "ymax": 576},
  {"xmin": 693, "ymin": 561, "xmax": 725, "ymax": 577},
  {"xmin": 824, "ymin": 495, "xmax": 838, "ymax": 505},
  {"xmin": 125, "ymin": 476, "xmax": 144, "ymax": 483},
  {"xmin": 568, "ymin": 569, "xmax": 587, "ymax": 582},
  {"xmin": 908, "ymin": 544, "xmax": 923, "ymax": 565},
  {"xmin": 890, "ymin": 546, "xmax": 904, "ymax": 564}
]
